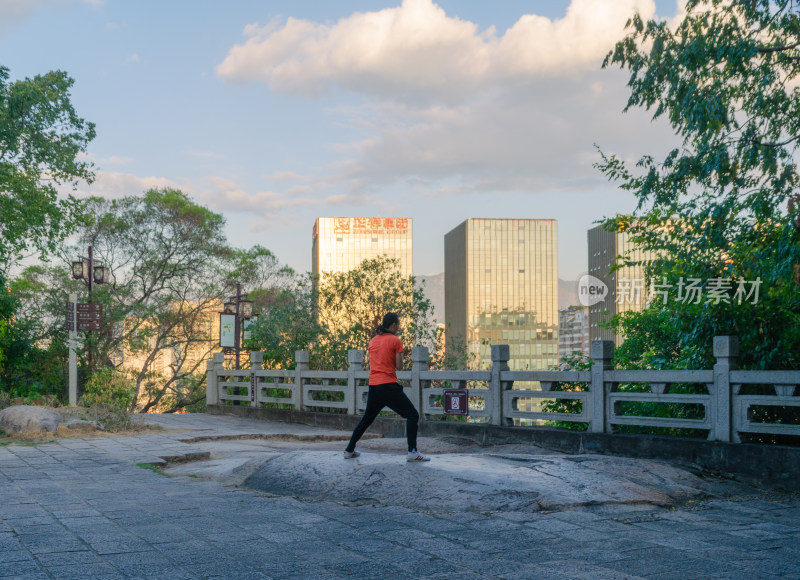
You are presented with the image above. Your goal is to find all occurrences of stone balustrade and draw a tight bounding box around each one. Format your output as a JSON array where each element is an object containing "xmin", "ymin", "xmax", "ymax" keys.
[{"xmin": 206, "ymin": 336, "xmax": 800, "ymax": 444}]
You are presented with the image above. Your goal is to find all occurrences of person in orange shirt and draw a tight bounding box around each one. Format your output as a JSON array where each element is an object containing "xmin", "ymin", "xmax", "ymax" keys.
[{"xmin": 344, "ymin": 312, "xmax": 430, "ymax": 462}]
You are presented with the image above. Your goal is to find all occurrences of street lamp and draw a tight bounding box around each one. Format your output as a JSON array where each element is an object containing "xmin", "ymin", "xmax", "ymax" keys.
[
  {"xmin": 72, "ymin": 246, "xmax": 111, "ymax": 291},
  {"xmin": 71, "ymin": 246, "xmax": 110, "ymax": 370}
]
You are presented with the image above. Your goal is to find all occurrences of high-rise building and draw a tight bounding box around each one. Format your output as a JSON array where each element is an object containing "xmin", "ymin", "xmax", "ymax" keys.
[
  {"xmin": 444, "ymin": 218, "xmax": 558, "ymax": 371},
  {"xmin": 558, "ymin": 306, "xmax": 590, "ymax": 362},
  {"xmin": 587, "ymin": 222, "xmax": 651, "ymax": 345},
  {"xmin": 312, "ymin": 217, "xmax": 413, "ymax": 279}
]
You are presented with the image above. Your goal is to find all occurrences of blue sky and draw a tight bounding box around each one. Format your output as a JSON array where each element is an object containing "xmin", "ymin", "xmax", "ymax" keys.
[{"xmin": 1, "ymin": 0, "xmax": 682, "ymax": 280}]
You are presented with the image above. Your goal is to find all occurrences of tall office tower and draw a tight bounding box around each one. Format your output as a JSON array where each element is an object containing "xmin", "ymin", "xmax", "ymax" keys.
[
  {"xmin": 444, "ymin": 219, "xmax": 558, "ymax": 371},
  {"xmin": 558, "ymin": 305, "xmax": 590, "ymax": 362},
  {"xmin": 587, "ymin": 222, "xmax": 651, "ymax": 345},
  {"xmin": 312, "ymin": 217, "xmax": 413, "ymax": 279}
]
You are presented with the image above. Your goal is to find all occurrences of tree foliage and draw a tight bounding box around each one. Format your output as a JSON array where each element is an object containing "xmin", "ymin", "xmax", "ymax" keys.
[
  {"xmin": 244, "ymin": 274, "xmax": 320, "ymax": 370},
  {"xmin": 247, "ymin": 256, "xmax": 438, "ymax": 371},
  {"xmin": 2, "ymin": 267, "xmax": 69, "ymax": 398},
  {"xmin": 0, "ymin": 66, "xmax": 95, "ymax": 266},
  {"xmin": 598, "ymin": 0, "xmax": 800, "ymax": 369},
  {"xmin": 316, "ymin": 256, "xmax": 436, "ymax": 370},
  {"xmin": 9, "ymin": 189, "xmax": 293, "ymax": 412}
]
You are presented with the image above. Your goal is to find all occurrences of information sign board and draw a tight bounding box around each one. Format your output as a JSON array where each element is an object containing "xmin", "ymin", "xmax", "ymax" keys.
[
  {"xmin": 243, "ymin": 317, "xmax": 257, "ymax": 342},
  {"xmin": 220, "ymin": 314, "xmax": 236, "ymax": 347},
  {"xmin": 443, "ymin": 389, "xmax": 468, "ymax": 415}
]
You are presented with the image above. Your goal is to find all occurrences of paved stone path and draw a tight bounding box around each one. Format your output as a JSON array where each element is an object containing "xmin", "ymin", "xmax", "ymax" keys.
[{"xmin": 1, "ymin": 414, "xmax": 799, "ymax": 579}]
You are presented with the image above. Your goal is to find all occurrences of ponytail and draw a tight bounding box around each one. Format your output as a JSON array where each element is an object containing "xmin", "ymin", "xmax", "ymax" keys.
[{"xmin": 377, "ymin": 312, "xmax": 400, "ymax": 335}]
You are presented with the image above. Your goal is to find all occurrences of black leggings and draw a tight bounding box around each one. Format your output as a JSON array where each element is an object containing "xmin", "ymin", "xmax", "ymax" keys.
[{"xmin": 346, "ymin": 383, "xmax": 419, "ymax": 453}]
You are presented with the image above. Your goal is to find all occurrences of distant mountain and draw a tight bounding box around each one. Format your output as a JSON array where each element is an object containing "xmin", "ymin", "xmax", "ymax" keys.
[
  {"xmin": 559, "ymin": 278, "xmax": 580, "ymax": 310},
  {"xmin": 418, "ymin": 273, "xmax": 444, "ymax": 324}
]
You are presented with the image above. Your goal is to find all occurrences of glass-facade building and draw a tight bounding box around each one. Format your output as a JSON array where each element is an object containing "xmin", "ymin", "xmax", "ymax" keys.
[
  {"xmin": 312, "ymin": 217, "xmax": 413, "ymax": 279},
  {"xmin": 587, "ymin": 223, "xmax": 652, "ymax": 346},
  {"xmin": 444, "ymin": 219, "xmax": 558, "ymax": 371},
  {"xmin": 558, "ymin": 305, "xmax": 590, "ymax": 361}
]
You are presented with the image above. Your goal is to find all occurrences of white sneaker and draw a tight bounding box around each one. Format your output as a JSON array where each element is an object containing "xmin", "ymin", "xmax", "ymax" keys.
[
  {"xmin": 406, "ymin": 450, "xmax": 430, "ymax": 462},
  {"xmin": 343, "ymin": 450, "xmax": 360, "ymax": 459}
]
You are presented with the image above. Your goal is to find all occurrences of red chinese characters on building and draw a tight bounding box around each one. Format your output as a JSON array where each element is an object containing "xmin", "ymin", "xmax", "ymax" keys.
[
  {"xmin": 334, "ymin": 217, "xmax": 351, "ymax": 233},
  {"xmin": 331, "ymin": 217, "xmax": 409, "ymax": 235}
]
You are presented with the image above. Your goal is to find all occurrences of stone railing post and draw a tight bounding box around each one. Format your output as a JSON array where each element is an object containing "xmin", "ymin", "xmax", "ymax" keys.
[
  {"xmin": 249, "ymin": 351, "xmax": 263, "ymax": 408},
  {"xmin": 347, "ymin": 349, "xmax": 364, "ymax": 415},
  {"xmin": 713, "ymin": 336, "xmax": 739, "ymax": 443},
  {"xmin": 205, "ymin": 352, "xmax": 225, "ymax": 406},
  {"xmin": 590, "ymin": 340, "xmax": 614, "ymax": 433},
  {"xmin": 411, "ymin": 346, "xmax": 429, "ymax": 420},
  {"xmin": 294, "ymin": 350, "xmax": 309, "ymax": 411},
  {"xmin": 490, "ymin": 345, "xmax": 510, "ymax": 426}
]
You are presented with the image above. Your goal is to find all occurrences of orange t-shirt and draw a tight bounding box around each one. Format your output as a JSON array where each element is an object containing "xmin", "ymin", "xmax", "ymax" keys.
[{"xmin": 368, "ymin": 332, "xmax": 403, "ymax": 385}]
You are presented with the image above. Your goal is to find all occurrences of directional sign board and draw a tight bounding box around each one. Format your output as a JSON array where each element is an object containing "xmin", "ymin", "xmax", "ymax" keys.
[
  {"xmin": 443, "ymin": 389, "xmax": 468, "ymax": 415},
  {"xmin": 62, "ymin": 302, "xmax": 103, "ymax": 331},
  {"xmin": 77, "ymin": 319, "xmax": 103, "ymax": 332},
  {"xmin": 76, "ymin": 303, "xmax": 102, "ymax": 316}
]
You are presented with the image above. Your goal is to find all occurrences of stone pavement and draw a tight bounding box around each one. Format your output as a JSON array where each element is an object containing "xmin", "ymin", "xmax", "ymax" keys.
[{"xmin": 0, "ymin": 413, "xmax": 799, "ymax": 579}]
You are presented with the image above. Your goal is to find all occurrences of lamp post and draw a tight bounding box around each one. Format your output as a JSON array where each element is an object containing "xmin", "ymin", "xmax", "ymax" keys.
[
  {"xmin": 223, "ymin": 283, "xmax": 254, "ymax": 369},
  {"xmin": 71, "ymin": 245, "xmax": 111, "ymax": 371}
]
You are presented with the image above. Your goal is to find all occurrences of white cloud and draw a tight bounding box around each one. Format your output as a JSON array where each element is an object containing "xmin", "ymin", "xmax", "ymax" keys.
[
  {"xmin": 314, "ymin": 70, "xmax": 676, "ymax": 197},
  {"xmin": 71, "ymin": 169, "xmax": 371, "ymax": 225},
  {"xmin": 99, "ymin": 155, "xmax": 134, "ymax": 167},
  {"xmin": 194, "ymin": 176, "xmax": 366, "ymax": 217},
  {"xmin": 215, "ymin": 0, "xmax": 679, "ymax": 199},
  {"xmin": 0, "ymin": 0, "xmax": 65, "ymax": 32},
  {"xmin": 123, "ymin": 53, "xmax": 139, "ymax": 64},
  {"xmin": 217, "ymin": 0, "xmax": 655, "ymax": 102},
  {"xmin": 75, "ymin": 171, "xmax": 182, "ymax": 200}
]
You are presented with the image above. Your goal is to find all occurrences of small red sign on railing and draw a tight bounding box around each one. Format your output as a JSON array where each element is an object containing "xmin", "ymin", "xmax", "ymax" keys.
[{"xmin": 444, "ymin": 389, "xmax": 468, "ymax": 415}]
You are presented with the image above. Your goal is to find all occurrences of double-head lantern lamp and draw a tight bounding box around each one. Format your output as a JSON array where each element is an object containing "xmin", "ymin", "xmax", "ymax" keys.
[
  {"xmin": 70, "ymin": 246, "xmax": 109, "ymax": 371},
  {"xmin": 71, "ymin": 246, "xmax": 111, "ymax": 289},
  {"xmin": 71, "ymin": 260, "xmax": 111, "ymax": 285},
  {"xmin": 224, "ymin": 295, "xmax": 254, "ymax": 319}
]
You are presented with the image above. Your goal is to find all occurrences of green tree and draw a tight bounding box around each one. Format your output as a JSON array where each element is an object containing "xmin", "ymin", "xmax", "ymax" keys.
[
  {"xmin": 11, "ymin": 189, "xmax": 293, "ymax": 412},
  {"xmin": 248, "ymin": 257, "xmax": 437, "ymax": 371},
  {"xmin": 598, "ymin": 0, "xmax": 800, "ymax": 370},
  {"xmin": 0, "ymin": 66, "xmax": 95, "ymax": 265},
  {"xmin": 245, "ymin": 273, "xmax": 321, "ymax": 370},
  {"xmin": 314, "ymin": 256, "xmax": 436, "ymax": 370},
  {"xmin": 1, "ymin": 267, "xmax": 69, "ymax": 398},
  {"xmin": 0, "ymin": 273, "xmax": 13, "ymax": 372}
]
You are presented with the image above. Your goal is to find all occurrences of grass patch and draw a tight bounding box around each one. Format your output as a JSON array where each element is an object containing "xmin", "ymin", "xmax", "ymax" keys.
[{"xmin": 136, "ymin": 462, "xmax": 167, "ymax": 476}]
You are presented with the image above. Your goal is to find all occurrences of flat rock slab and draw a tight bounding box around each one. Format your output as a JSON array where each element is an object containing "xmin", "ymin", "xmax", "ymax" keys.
[
  {"xmin": 243, "ymin": 451, "xmax": 708, "ymax": 513},
  {"xmin": 0, "ymin": 405, "xmax": 62, "ymax": 434}
]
